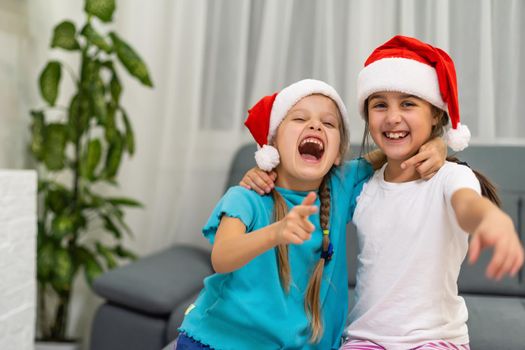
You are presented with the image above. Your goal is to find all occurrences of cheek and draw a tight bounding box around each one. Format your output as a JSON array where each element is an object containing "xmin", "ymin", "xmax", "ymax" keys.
[
  {"xmin": 367, "ymin": 114, "xmax": 381, "ymax": 133},
  {"xmin": 328, "ymin": 131, "xmax": 342, "ymax": 160},
  {"xmin": 417, "ymin": 118, "xmax": 435, "ymax": 138}
]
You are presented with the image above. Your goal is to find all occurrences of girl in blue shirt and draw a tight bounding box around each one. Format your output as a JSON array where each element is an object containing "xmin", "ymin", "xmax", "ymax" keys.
[{"xmin": 177, "ymin": 79, "xmax": 374, "ymax": 349}]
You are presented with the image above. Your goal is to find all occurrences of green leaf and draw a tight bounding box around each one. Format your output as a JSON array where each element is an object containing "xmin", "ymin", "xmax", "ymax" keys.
[
  {"xmin": 103, "ymin": 132, "xmax": 123, "ymax": 179},
  {"xmin": 114, "ymin": 245, "xmax": 138, "ymax": 260},
  {"xmin": 101, "ymin": 214, "xmax": 122, "ymax": 238},
  {"xmin": 80, "ymin": 23, "xmax": 112, "ymax": 53},
  {"xmin": 37, "ymin": 178, "xmax": 50, "ymax": 192},
  {"xmin": 83, "ymin": 254, "xmax": 103, "ymax": 286},
  {"xmin": 51, "ymin": 21, "xmax": 80, "ymax": 51},
  {"xmin": 119, "ymin": 108, "xmax": 135, "ymax": 155},
  {"xmin": 83, "ymin": 190, "xmax": 105, "ymax": 209},
  {"xmin": 108, "ymin": 207, "xmax": 133, "ymax": 236},
  {"xmin": 37, "ymin": 221, "xmax": 46, "ymax": 250},
  {"xmin": 109, "ymin": 32, "xmax": 153, "ymax": 87},
  {"xmin": 85, "ymin": 0, "xmax": 116, "ymax": 23},
  {"xmin": 110, "ymin": 72, "xmax": 122, "ymax": 103},
  {"xmin": 80, "ymin": 56, "xmax": 97, "ymax": 85},
  {"xmin": 39, "ymin": 61, "xmax": 62, "ymax": 106},
  {"xmin": 91, "ymin": 74, "xmax": 107, "ymax": 122},
  {"xmin": 37, "ymin": 242, "xmax": 55, "ymax": 281},
  {"xmin": 82, "ymin": 139, "xmax": 102, "ymax": 180},
  {"xmin": 74, "ymin": 212, "xmax": 88, "ymax": 231},
  {"xmin": 51, "ymin": 215, "xmax": 75, "ymax": 240},
  {"xmin": 44, "ymin": 123, "xmax": 68, "ymax": 171},
  {"xmin": 68, "ymin": 93, "xmax": 91, "ymax": 141},
  {"xmin": 30, "ymin": 110, "xmax": 46, "ymax": 161},
  {"xmin": 45, "ymin": 186, "xmax": 71, "ymax": 214},
  {"xmin": 51, "ymin": 247, "xmax": 75, "ymax": 294},
  {"xmin": 104, "ymin": 104, "xmax": 117, "ymax": 140},
  {"xmin": 107, "ymin": 197, "xmax": 142, "ymax": 207},
  {"xmin": 96, "ymin": 242, "xmax": 117, "ymax": 269}
]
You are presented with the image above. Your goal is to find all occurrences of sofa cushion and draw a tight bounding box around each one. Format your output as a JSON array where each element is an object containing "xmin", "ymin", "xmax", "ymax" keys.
[
  {"xmin": 459, "ymin": 244, "xmax": 525, "ymax": 296},
  {"xmin": 93, "ymin": 245, "xmax": 213, "ymax": 315},
  {"xmin": 464, "ymin": 294, "xmax": 525, "ymax": 350},
  {"xmin": 90, "ymin": 303, "xmax": 167, "ymax": 350}
]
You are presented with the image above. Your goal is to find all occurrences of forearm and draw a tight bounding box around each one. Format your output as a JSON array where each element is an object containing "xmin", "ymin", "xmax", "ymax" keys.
[
  {"xmin": 452, "ymin": 189, "xmax": 507, "ymax": 233},
  {"xmin": 211, "ymin": 222, "xmax": 279, "ymax": 273}
]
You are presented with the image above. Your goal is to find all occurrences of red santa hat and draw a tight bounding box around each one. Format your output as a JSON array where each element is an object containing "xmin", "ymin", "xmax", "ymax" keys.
[
  {"xmin": 244, "ymin": 79, "xmax": 349, "ymax": 171},
  {"xmin": 357, "ymin": 35, "xmax": 470, "ymax": 151}
]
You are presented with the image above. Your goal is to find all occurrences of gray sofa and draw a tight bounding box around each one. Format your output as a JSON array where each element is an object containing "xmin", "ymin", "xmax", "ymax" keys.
[{"xmin": 90, "ymin": 144, "xmax": 525, "ymax": 350}]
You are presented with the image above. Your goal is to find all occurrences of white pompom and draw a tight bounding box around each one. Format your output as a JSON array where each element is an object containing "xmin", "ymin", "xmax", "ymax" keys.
[
  {"xmin": 446, "ymin": 123, "xmax": 471, "ymax": 152},
  {"xmin": 254, "ymin": 145, "xmax": 280, "ymax": 171}
]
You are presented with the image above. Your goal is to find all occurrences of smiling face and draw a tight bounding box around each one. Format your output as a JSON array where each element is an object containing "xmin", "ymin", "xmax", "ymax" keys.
[
  {"xmin": 367, "ymin": 91, "xmax": 438, "ymax": 164},
  {"xmin": 272, "ymin": 94, "xmax": 345, "ymax": 191}
]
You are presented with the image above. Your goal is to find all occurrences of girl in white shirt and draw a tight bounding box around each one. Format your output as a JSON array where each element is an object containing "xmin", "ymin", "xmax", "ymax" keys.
[{"xmin": 342, "ymin": 35, "xmax": 524, "ymax": 350}]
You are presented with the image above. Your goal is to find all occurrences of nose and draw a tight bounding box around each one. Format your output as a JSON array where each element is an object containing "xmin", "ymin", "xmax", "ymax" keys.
[
  {"xmin": 385, "ymin": 107, "xmax": 402, "ymax": 125},
  {"xmin": 308, "ymin": 119, "xmax": 322, "ymax": 132}
]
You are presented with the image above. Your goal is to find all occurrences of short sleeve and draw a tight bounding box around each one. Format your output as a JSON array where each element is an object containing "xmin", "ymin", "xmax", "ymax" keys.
[
  {"xmin": 333, "ymin": 158, "xmax": 374, "ymax": 222},
  {"xmin": 202, "ymin": 186, "xmax": 260, "ymax": 244},
  {"xmin": 443, "ymin": 163, "xmax": 482, "ymax": 205}
]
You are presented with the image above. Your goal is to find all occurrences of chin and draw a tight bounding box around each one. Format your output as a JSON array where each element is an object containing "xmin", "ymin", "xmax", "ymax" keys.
[
  {"xmin": 296, "ymin": 164, "xmax": 332, "ymax": 180},
  {"xmin": 381, "ymin": 145, "xmax": 417, "ymax": 162}
]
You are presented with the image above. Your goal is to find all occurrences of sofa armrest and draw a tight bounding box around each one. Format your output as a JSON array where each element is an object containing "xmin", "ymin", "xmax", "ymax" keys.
[{"xmin": 93, "ymin": 244, "xmax": 213, "ymax": 316}]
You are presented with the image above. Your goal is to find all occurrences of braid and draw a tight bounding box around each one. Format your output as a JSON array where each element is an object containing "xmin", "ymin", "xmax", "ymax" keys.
[
  {"xmin": 272, "ymin": 176, "xmax": 333, "ymax": 342},
  {"xmin": 272, "ymin": 189, "xmax": 291, "ymax": 292},
  {"xmin": 305, "ymin": 175, "xmax": 331, "ymax": 343}
]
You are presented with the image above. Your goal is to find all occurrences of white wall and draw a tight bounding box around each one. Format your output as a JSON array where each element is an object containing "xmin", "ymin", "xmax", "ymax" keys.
[{"xmin": 0, "ymin": 170, "xmax": 37, "ymax": 350}]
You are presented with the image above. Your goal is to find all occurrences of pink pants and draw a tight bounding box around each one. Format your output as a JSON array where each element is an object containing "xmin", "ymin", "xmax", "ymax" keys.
[{"xmin": 341, "ymin": 339, "xmax": 470, "ymax": 350}]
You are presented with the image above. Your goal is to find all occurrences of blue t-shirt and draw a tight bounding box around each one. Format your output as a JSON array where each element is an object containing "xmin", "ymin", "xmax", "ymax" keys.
[{"xmin": 179, "ymin": 159, "xmax": 372, "ymax": 350}]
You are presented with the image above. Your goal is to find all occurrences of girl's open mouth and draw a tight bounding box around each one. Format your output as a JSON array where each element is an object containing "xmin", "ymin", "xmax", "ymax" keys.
[
  {"xmin": 384, "ymin": 131, "xmax": 409, "ymax": 140},
  {"xmin": 298, "ymin": 137, "xmax": 324, "ymax": 161}
]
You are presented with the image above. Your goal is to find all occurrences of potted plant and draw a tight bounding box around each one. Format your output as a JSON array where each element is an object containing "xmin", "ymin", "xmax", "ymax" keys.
[{"xmin": 31, "ymin": 0, "xmax": 153, "ymax": 347}]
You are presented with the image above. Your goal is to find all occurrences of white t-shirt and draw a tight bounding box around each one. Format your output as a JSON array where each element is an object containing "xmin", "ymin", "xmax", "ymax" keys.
[{"xmin": 346, "ymin": 161, "xmax": 481, "ymax": 350}]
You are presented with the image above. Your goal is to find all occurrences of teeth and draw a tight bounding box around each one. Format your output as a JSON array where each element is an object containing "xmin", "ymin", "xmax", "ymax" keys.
[
  {"xmin": 385, "ymin": 131, "xmax": 408, "ymax": 139},
  {"xmin": 300, "ymin": 137, "xmax": 324, "ymax": 150}
]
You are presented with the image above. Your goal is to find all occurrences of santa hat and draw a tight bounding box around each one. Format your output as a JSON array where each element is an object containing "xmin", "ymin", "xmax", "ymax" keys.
[
  {"xmin": 244, "ymin": 79, "xmax": 349, "ymax": 171},
  {"xmin": 357, "ymin": 35, "xmax": 470, "ymax": 151}
]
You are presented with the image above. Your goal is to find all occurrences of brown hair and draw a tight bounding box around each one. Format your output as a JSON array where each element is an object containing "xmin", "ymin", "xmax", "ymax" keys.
[
  {"xmin": 360, "ymin": 99, "xmax": 501, "ymax": 206},
  {"xmin": 272, "ymin": 98, "xmax": 349, "ymax": 342},
  {"xmin": 429, "ymin": 107, "xmax": 501, "ymax": 206}
]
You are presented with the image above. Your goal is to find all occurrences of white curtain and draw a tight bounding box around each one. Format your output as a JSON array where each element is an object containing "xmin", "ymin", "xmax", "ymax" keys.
[{"xmin": 2, "ymin": 0, "xmax": 524, "ymax": 344}]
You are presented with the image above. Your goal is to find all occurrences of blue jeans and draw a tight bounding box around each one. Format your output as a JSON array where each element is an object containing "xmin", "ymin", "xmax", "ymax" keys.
[{"xmin": 175, "ymin": 333, "xmax": 212, "ymax": 350}]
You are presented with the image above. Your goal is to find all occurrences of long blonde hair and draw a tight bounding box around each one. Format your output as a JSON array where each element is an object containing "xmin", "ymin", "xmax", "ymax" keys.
[{"xmin": 272, "ymin": 103, "xmax": 349, "ymax": 343}]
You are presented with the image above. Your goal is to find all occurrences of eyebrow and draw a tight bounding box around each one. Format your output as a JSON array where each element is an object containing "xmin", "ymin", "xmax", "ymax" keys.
[
  {"xmin": 288, "ymin": 108, "xmax": 338, "ymax": 118},
  {"xmin": 369, "ymin": 93, "xmax": 419, "ymax": 101}
]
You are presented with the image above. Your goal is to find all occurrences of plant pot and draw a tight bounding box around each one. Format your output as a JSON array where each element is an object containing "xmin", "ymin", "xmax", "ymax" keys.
[{"xmin": 35, "ymin": 341, "xmax": 81, "ymax": 350}]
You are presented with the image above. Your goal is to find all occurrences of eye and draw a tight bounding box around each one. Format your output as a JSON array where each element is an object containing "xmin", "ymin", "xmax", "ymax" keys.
[
  {"xmin": 371, "ymin": 102, "xmax": 387, "ymax": 109},
  {"xmin": 401, "ymin": 100, "xmax": 417, "ymax": 107},
  {"xmin": 322, "ymin": 118, "xmax": 337, "ymax": 128},
  {"xmin": 292, "ymin": 116, "xmax": 306, "ymax": 122}
]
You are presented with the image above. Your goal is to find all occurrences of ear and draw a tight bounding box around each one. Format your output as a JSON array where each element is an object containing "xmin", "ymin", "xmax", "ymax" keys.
[
  {"xmin": 431, "ymin": 108, "xmax": 443, "ymax": 126},
  {"xmin": 431, "ymin": 114, "xmax": 439, "ymax": 126},
  {"xmin": 334, "ymin": 154, "xmax": 341, "ymax": 166}
]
